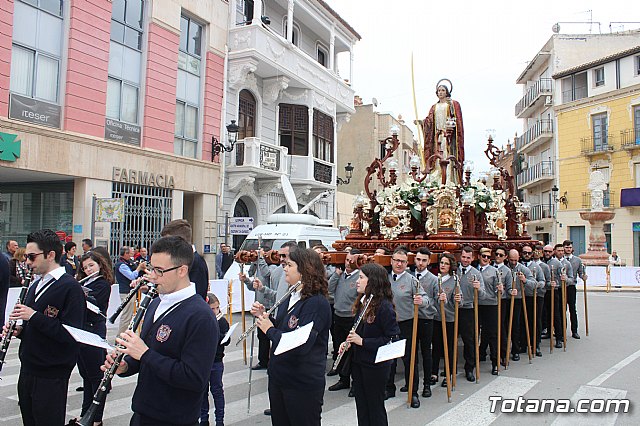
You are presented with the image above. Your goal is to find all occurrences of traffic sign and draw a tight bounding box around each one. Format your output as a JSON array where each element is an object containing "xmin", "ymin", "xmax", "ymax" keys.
[{"xmin": 229, "ymin": 217, "xmax": 254, "ymax": 235}]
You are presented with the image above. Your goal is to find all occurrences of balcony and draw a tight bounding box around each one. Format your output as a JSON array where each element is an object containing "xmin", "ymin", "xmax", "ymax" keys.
[
  {"xmin": 620, "ymin": 128, "xmax": 640, "ymax": 151},
  {"xmin": 228, "ymin": 137, "xmax": 289, "ymax": 178},
  {"xmin": 227, "ymin": 24, "xmax": 355, "ymax": 113},
  {"xmin": 582, "ymin": 190, "xmax": 615, "ymax": 209},
  {"xmin": 515, "ymin": 78, "xmax": 553, "ymax": 118},
  {"xmin": 580, "ymin": 136, "xmax": 615, "ymax": 156},
  {"xmin": 529, "ymin": 203, "xmax": 556, "ymax": 221},
  {"xmin": 515, "ymin": 119, "xmax": 553, "ymax": 153},
  {"xmin": 290, "ymin": 155, "xmax": 335, "ymax": 188},
  {"xmin": 621, "ymin": 188, "xmax": 640, "ymax": 207},
  {"xmin": 516, "ymin": 160, "xmax": 554, "ymax": 189}
]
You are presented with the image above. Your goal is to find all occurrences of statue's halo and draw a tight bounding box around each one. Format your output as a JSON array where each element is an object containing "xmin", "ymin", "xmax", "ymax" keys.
[{"xmin": 436, "ymin": 78, "xmax": 453, "ymax": 95}]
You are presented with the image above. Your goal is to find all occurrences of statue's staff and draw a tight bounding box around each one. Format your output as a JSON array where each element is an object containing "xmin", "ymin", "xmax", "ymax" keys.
[{"xmin": 410, "ymin": 53, "xmax": 426, "ymax": 169}]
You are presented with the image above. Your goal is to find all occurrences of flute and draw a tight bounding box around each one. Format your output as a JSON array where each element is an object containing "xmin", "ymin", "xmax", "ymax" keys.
[
  {"xmin": 0, "ymin": 269, "xmax": 33, "ymax": 373},
  {"xmin": 78, "ymin": 270, "xmax": 101, "ymax": 285},
  {"xmin": 108, "ymin": 279, "xmax": 147, "ymax": 324},
  {"xmin": 332, "ymin": 294, "xmax": 374, "ymax": 371},
  {"xmin": 72, "ymin": 281, "xmax": 158, "ymax": 426},
  {"xmin": 236, "ymin": 280, "xmax": 303, "ymax": 345}
]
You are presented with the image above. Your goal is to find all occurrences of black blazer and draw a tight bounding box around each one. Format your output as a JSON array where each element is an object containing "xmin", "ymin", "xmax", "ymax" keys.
[
  {"xmin": 190, "ymin": 251, "xmax": 209, "ymax": 299},
  {"xmin": 352, "ymin": 298, "xmax": 400, "ymax": 368}
]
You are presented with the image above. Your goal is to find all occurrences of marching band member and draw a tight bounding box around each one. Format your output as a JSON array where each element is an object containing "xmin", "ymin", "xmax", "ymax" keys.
[
  {"xmin": 103, "ymin": 236, "xmax": 218, "ymax": 426},
  {"xmin": 3, "ymin": 229, "xmax": 85, "ymax": 426},
  {"xmin": 74, "ymin": 252, "xmax": 113, "ymax": 426},
  {"xmin": 251, "ymin": 247, "xmax": 331, "ymax": 426},
  {"xmin": 346, "ymin": 263, "xmax": 400, "ymax": 426}
]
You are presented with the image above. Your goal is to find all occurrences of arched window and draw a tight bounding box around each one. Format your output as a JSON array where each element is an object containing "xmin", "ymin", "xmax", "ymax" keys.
[{"xmin": 238, "ymin": 89, "xmax": 256, "ymax": 139}]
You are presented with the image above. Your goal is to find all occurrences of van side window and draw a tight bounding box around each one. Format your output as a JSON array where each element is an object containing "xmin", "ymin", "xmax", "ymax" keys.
[
  {"xmin": 297, "ymin": 241, "xmax": 307, "ymax": 249},
  {"xmin": 309, "ymin": 239, "xmax": 323, "ymax": 248}
]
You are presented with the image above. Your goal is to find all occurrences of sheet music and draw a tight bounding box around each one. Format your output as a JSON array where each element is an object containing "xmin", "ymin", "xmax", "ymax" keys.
[
  {"xmin": 375, "ymin": 339, "xmax": 406, "ymax": 363},
  {"xmin": 273, "ymin": 321, "xmax": 314, "ymax": 356},
  {"xmin": 220, "ymin": 322, "xmax": 239, "ymax": 345},
  {"xmin": 63, "ymin": 325, "xmax": 114, "ymax": 351},
  {"xmin": 86, "ymin": 301, "xmax": 101, "ymax": 314}
]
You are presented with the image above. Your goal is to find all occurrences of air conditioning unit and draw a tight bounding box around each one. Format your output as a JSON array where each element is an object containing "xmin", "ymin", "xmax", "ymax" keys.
[{"xmin": 544, "ymin": 96, "xmax": 552, "ymax": 106}]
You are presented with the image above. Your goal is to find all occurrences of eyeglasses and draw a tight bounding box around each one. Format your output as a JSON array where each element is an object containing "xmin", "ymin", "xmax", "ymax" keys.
[
  {"xmin": 522, "ymin": 251, "xmax": 532, "ymax": 255},
  {"xmin": 480, "ymin": 254, "xmax": 491, "ymax": 259},
  {"xmin": 279, "ymin": 254, "xmax": 287, "ymax": 259},
  {"xmin": 391, "ymin": 258, "xmax": 407, "ymax": 264},
  {"xmin": 495, "ymin": 253, "xmax": 506, "ymax": 257},
  {"xmin": 149, "ymin": 264, "xmax": 182, "ymax": 277},
  {"xmin": 23, "ymin": 252, "xmax": 44, "ymax": 261},
  {"xmin": 543, "ymin": 250, "xmax": 553, "ymax": 253}
]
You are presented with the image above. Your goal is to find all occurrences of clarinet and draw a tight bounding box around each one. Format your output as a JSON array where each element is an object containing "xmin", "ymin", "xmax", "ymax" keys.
[
  {"xmin": 0, "ymin": 269, "xmax": 33, "ymax": 373},
  {"xmin": 332, "ymin": 294, "xmax": 374, "ymax": 371},
  {"xmin": 108, "ymin": 279, "xmax": 146, "ymax": 324},
  {"xmin": 236, "ymin": 280, "xmax": 303, "ymax": 345},
  {"xmin": 73, "ymin": 281, "xmax": 158, "ymax": 426}
]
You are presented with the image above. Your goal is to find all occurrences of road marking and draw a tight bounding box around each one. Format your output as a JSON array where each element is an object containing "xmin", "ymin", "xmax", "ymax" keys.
[
  {"xmin": 587, "ymin": 348, "xmax": 640, "ymax": 386},
  {"xmin": 426, "ymin": 376, "xmax": 539, "ymax": 426},
  {"xmin": 67, "ymin": 394, "xmax": 134, "ymax": 419},
  {"xmin": 550, "ymin": 385, "xmax": 627, "ymax": 426}
]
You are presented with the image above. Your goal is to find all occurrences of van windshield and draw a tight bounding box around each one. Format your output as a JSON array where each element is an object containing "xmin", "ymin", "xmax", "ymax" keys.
[{"xmin": 239, "ymin": 239, "xmax": 294, "ymax": 251}]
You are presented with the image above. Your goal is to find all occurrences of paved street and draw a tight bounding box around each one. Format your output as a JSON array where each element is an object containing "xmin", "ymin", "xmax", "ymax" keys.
[{"xmin": 1, "ymin": 291, "xmax": 639, "ymax": 425}]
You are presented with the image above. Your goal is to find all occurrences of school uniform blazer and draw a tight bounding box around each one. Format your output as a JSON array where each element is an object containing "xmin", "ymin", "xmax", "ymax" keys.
[
  {"xmin": 266, "ymin": 293, "xmax": 331, "ymax": 390},
  {"xmin": 352, "ymin": 299, "xmax": 401, "ymax": 368}
]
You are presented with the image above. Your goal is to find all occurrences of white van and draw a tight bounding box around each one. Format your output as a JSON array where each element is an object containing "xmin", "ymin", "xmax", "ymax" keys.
[{"xmin": 223, "ymin": 213, "xmax": 341, "ymax": 279}]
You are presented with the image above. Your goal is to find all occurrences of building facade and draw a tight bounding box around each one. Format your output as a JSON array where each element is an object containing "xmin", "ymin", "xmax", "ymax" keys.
[
  {"xmin": 220, "ymin": 0, "xmax": 360, "ymax": 249},
  {"xmin": 514, "ymin": 31, "xmax": 640, "ymax": 247},
  {"xmin": 0, "ymin": 0, "xmax": 227, "ymax": 267},
  {"xmin": 554, "ymin": 45, "xmax": 640, "ymax": 266}
]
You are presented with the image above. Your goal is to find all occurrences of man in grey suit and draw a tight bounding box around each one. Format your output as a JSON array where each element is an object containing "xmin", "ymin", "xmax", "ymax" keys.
[
  {"xmin": 563, "ymin": 240, "xmax": 587, "ymax": 339},
  {"xmin": 521, "ymin": 245, "xmax": 545, "ymax": 357},
  {"xmin": 507, "ymin": 249, "xmax": 536, "ymax": 361}
]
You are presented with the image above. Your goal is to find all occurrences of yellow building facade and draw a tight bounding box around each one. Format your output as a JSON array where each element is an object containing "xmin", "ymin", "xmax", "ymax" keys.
[{"xmin": 555, "ymin": 51, "xmax": 640, "ymax": 266}]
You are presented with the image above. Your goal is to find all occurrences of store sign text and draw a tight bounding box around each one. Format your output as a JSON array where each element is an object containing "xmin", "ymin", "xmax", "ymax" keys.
[{"xmin": 112, "ymin": 167, "xmax": 175, "ymax": 189}]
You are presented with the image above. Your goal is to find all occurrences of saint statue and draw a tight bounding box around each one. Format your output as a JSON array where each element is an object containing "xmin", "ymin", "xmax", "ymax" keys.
[{"xmin": 422, "ymin": 79, "xmax": 464, "ymax": 185}]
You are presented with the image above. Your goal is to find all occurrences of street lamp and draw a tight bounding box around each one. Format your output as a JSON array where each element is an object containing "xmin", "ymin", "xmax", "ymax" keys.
[
  {"xmin": 552, "ymin": 184, "xmax": 568, "ymax": 208},
  {"xmin": 212, "ymin": 120, "xmax": 240, "ymax": 157},
  {"xmin": 337, "ymin": 162, "xmax": 355, "ymax": 185}
]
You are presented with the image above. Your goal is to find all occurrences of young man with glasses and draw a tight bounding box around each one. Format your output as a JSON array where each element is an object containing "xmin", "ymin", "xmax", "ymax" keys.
[
  {"xmin": 388, "ymin": 247, "xmax": 429, "ymax": 408},
  {"xmin": 477, "ymin": 247, "xmax": 503, "ymax": 375},
  {"xmin": 520, "ymin": 245, "xmax": 545, "ymax": 357},
  {"xmin": 493, "ymin": 246, "xmax": 514, "ymax": 365},
  {"xmin": 104, "ymin": 235, "xmax": 218, "ymax": 426},
  {"xmin": 3, "ymin": 229, "xmax": 85, "ymax": 426}
]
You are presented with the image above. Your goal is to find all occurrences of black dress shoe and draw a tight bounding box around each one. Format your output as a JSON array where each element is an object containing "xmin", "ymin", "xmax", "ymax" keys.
[
  {"xmin": 511, "ymin": 353, "xmax": 520, "ymax": 361},
  {"xmin": 500, "ymin": 358, "xmax": 507, "ymax": 367},
  {"xmin": 429, "ymin": 375, "xmax": 438, "ymax": 385},
  {"xmin": 410, "ymin": 395, "xmax": 420, "ymax": 408},
  {"xmin": 326, "ymin": 368, "xmax": 338, "ymax": 377},
  {"xmin": 251, "ymin": 364, "xmax": 267, "ymax": 370},
  {"xmin": 400, "ymin": 385, "xmax": 408, "ymax": 392},
  {"xmin": 491, "ymin": 365, "xmax": 498, "ymax": 375},
  {"xmin": 384, "ymin": 390, "xmax": 395, "ymax": 400},
  {"xmin": 328, "ymin": 381, "xmax": 350, "ymax": 391},
  {"xmin": 572, "ymin": 332, "xmax": 581, "ymax": 339},
  {"xmin": 535, "ymin": 348, "xmax": 542, "ymax": 357},
  {"xmin": 465, "ymin": 371, "xmax": 475, "ymax": 382},
  {"xmin": 441, "ymin": 377, "xmax": 448, "ymax": 388},
  {"xmin": 555, "ymin": 341, "xmax": 563, "ymax": 348},
  {"xmin": 422, "ymin": 385, "xmax": 432, "ymax": 398},
  {"xmin": 348, "ymin": 387, "xmax": 355, "ymax": 397},
  {"xmin": 263, "ymin": 409, "xmax": 271, "ymax": 416}
]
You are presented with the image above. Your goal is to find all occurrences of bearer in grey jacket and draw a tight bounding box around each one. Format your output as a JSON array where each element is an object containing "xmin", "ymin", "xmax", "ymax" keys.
[
  {"xmin": 533, "ymin": 245, "xmax": 550, "ymax": 353},
  {"xmin": 457, "ymin": 246, "xmax": 486, "ymax": 382},
  {"xmin": 507, "ymin": 249, "xmax": 536, "ymax": 361},
  {"xmin": 413, "ymin": 247, "xmax": 438, "ymax": 397},
  {"xmin": 563, "ymin": 240, "xmax": 587, "ymax": 339},
  {"xmin": 493, "ymin": 247, "xmax": 514, "ymax": 364},
  {"xmin": 520, "ymin": 245, "xmax": 546, "ymax": 357},
  {"xmin": 477, "ymin": 247, "xmax": 503, "ymax": 375}
]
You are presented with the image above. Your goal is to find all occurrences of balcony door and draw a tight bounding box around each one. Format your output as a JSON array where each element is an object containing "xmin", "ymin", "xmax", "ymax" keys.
[
  {"xmin": 238, "ymin": 89, "xmax": 256, "ymax": 140},
  {"xmin": 592, "ymin": 113, "xmax": 608, "ymax": 151}
]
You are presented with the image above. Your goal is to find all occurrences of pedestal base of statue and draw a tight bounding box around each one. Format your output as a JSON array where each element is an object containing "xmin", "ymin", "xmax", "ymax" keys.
[{"xmin": 579, "ymin": 210, "xmax": 616, "ymax": 266}]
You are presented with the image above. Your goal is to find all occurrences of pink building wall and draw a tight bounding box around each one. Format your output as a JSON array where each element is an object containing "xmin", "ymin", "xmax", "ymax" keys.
[
  {"xmin": 142, "ymin": 22, "xmax": 178, "ymax": 153},
  {"xmin": 0, "ymin": 0, "xmax": 14, "ymax": 116},
  {"xmin": 202, "ymin": 51, "xmax": 224, "ymax": 162},
  {"xmin": 63, "ymin": 0, "xmax": 111, "ymax": 137}
]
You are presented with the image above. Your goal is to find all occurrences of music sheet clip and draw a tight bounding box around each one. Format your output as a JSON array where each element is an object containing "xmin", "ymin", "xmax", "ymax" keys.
[
  {"xmin": 375, "ymin": 339, "xmax": 406, "ymax": 363},
  {"xmin": 220, "ymin": 322, "xmax": 239, "ymax": 345},
  {"xmin": 273, "ymin": 321, "xmax": 314, "ymax": 356},
  {"xmin": 63, "ymin": 325, "xmax": 114, "ymax": 351}
]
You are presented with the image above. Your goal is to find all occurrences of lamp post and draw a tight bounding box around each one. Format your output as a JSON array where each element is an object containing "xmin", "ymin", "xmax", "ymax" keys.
[
  {"xmin": 212, "ymin": 120, "xmax": 240, "ymax": 158},
  {"xmin": 336, "ymin": 163, "xmax": 355, "ymax": 185}
]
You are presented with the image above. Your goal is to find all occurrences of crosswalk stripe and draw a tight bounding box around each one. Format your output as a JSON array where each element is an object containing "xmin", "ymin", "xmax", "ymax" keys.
[
  {"xmin": 587, "ymin": 348, "xmax": 640, "ymax": 387},
  {"xmin": 550, "ymin": 385, "xmax": 627, "ymax": 426},
  {"xmin": 426, "ymin": 376, "xmax": 539, "ymax": 426}
]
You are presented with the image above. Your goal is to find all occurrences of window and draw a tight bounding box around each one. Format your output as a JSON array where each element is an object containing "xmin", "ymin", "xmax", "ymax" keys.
[
  {"xmin": 106, "ymin": 0, "xmax": 143, "ymax": 126},
  {"xmin": 283, "ymin": 21, "xmax": 299, "ymax": 46},
  {"xmin": 594, "ymin": 67, "xmax": 605, "ymax": 87},
  {"xmin": 313, "ymin": 109, "xmax": 333, "ymax": 162},
  {"xmin": 635, "ymin": 56, "xmax": 640, "ymax": 76},
  {"xmin": 9, "ymin": 0, "xmax": 63, "ymax": 103},
  {"xmin": 279, "ymin": 104, "xmax": 308, "ymax": 155},
  {"xmin": 238, "ymin": 90, "xmax": 256, "ymax": 139},
  {"xmin": 317, "ymin": 44, "xmax": 328, "ymax": 67},
  {"xmin": 175, "ymin": 14, "xmax": 203, "ymax": 158},
  {"xmin": 592, "ymin": 113, "xmax": 608, "ymax": 151},
  {"xmin": 635, "ymin": 163, "xmax": 640, "ymax": 187},
  {"xmin": 634, "ymin": 105, "xmax": 640, "ymax": 145},
  {"xmin": 561, "ymin": 72, "xmax": 587, "ymax": 103}
]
